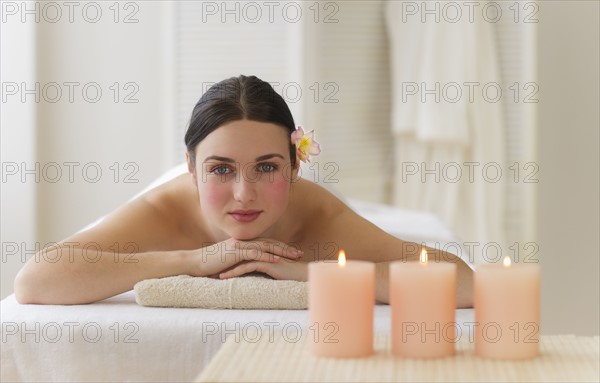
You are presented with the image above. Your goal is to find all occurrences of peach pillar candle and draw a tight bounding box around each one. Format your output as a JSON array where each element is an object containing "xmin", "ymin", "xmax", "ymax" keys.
[
  {"xmin": 308, "ymin": 250, "xmax": 375, "ymax": 358},
  {"xmin": 475, "ymin": 256, "xmax": 540, "ymax": 359},
  {"xmin": 390, "ymin": 249, "xmax": 457, "ymax": 358}
]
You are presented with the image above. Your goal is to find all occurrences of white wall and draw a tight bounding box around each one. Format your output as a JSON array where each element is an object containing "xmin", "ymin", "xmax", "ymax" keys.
[
  {"xmin": 1, "ymin": 11, "xmax": 37, "ymax": 299},
  {"xmin": 1, "ymin": 2, "xmax": 174, "ymax": 299},
  {"xmin": 538, "ymin": 1, "xmax": 600, "ymax": 335},
  {"xmin": 302, "ymin": 1, "xmax": 392, "ymax": 203},
  {"xmin": 35, "ymin": 2, "xmax": 173, "ymax": 243}
]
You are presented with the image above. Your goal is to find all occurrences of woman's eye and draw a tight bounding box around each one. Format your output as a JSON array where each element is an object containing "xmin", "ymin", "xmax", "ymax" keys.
[
  {"xmin": 258, "ymin": 163, "xmax": 277, "ymax": 172},
  {"xmin": 210, "ymin": 165, "xmax": 232, "ymax": 175}
]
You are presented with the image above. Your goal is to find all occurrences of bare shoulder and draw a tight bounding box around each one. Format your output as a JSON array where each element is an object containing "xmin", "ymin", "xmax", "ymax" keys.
[
  {"xmin": 291, "ymin": 178, "xmax": 349, "ymax": 218},
  {"xmin": 290, "ymin": 179, "xmax": 399, "ymax": 261},
  {"xmin": 63, "ymin": 173, "xmax": 203, "ymax": 252},
  {"xmin": 287, "ymin": 178, "xmax": 354, "ymax": 244}
]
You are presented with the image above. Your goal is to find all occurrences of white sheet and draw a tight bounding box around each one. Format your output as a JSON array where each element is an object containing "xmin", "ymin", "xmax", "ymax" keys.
[
  {"xmin": 1, "ymin": 290, "xmax": 474, "ymax": 382},
  {"xmin": 347, "ymin": 199, "xmax": 475, "ymax": 269}
]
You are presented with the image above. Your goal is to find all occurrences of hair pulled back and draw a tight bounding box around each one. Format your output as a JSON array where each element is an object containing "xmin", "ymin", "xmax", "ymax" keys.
[{"xmin": 184, "ymin": 75, "xmax": 297, "ymax": 168}]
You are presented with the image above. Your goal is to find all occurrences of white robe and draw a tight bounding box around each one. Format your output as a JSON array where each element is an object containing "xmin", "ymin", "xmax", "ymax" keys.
[{"xmin": 386, "ymin": 1, "xmax": 507, "ymax": 262}]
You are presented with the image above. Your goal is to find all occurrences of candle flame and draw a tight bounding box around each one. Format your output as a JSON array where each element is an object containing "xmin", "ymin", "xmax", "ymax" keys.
[
  {"xmin": 338, "ymin": 250, "xmax": 346, "ymax": 267},
  {"xmin": 503, "ymin": 256, "xmax": 512, "ymax": 267},
  {"xmin": 420, "ymin": 248, "xmax": 428, "ymax": 264}
]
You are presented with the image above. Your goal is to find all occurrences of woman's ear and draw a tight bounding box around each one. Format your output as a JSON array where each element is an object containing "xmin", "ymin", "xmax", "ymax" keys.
[
  {"xmin": 291, "ymin": 160, "xmax": 301, "ymax": 183},
  {"xmin": 186, "ymin": 151, "xmax": 198, "ymax": 186}
]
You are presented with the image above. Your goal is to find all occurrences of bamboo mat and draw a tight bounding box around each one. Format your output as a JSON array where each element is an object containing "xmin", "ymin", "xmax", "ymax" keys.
[{"xmin": 196, "ymin": 332, "xmax": 599, "ymax": 382}]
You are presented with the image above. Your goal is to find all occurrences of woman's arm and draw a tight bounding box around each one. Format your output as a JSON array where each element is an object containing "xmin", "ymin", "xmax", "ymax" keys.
[
  {"xmin": 310, "ymin": 205, "xmax": 474, "ymax": 308},
  {"xmin": 225, "ymin": 178, "xmax": 474, "ymax": 306},
  {"xmin": 374, "ymin": 260, "xmax": 473, "ymax": 307},
  {"xmin": 14, "ymin": 243, "xmax": 296, "ymax": 305},
  {"xmin": 14, "ymin": 247, "xmax": 190, "ymax": 305},
  {"xmin": 13, "ymin": 195, "xmax": 192, "ymax": 304},
  {"xmin": 14, "ymin": 192, "xmax": 302, "ymax": 304}
]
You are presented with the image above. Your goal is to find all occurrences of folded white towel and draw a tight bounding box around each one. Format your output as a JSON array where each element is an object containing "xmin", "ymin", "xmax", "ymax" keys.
[{"xmin": 134, "ymin": 275, "xmax": 308, "ymax": 310}]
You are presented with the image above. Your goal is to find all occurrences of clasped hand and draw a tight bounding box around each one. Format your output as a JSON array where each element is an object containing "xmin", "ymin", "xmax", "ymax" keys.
[{"xmin": 190, "ymin": 237, "xmax": 308, "ymax": 282}]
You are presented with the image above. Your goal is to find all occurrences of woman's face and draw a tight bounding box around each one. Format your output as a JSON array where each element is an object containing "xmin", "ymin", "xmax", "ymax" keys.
[{"xmin": 188, "ymin": 119, "xmax": 299, "ymax": 240}]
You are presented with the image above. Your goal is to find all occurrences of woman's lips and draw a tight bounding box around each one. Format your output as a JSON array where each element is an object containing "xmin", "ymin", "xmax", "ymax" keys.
[{"xmin": 229, "ymin": 210, "xmax": 262, "ymax": 223}]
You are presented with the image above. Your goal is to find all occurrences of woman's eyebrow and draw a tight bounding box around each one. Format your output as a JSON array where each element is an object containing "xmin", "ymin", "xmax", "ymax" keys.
[
  {"xmin": 203, "ymin": 153, "xmax": 285, "ymax": 163},
  {"xmin": 203, "ymin": 155, "xmax": 235, "ymax": 163},
  {"xmin": 255, "ymin": 153, "xmax": 285, "ymax": 161}
]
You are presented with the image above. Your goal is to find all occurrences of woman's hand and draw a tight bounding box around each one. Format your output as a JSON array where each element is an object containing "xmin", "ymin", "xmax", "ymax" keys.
[
  {"xmin": 219, "ymin": 258, "xmax": 308, "ymax": 282},
  {"xmin": 188, "ymin": 237, "xmax": 303, "ymax": 278}
]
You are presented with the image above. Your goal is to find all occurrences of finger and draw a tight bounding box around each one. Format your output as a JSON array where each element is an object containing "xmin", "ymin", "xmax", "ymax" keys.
[
  {"xmin": 249, "ymin": 238, "xmax": 303, "ymax": 259},
  {"xmin": 220, "ymin": 262, "xmax": 261, "ymax": 279},
  {"xmin": 236, "ymin": 247, "xmax": 281, "ymax": 263}
]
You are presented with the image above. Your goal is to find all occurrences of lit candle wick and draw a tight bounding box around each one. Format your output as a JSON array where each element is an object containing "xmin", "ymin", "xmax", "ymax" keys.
[
  {"xmin": 503, "ymin": 256, "xmax": 512, "ymax": 267},
  {"xmin": 420, "ymin": 249, "xmax": 428, "ymax": 265},
  {"xmin": 338, "ymin": 250, "xmax": 346, "ymax": 267}
]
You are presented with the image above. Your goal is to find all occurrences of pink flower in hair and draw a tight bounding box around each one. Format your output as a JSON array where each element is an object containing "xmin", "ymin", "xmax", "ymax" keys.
[{"xmin": 291, "ymin": 126, "xmax": 321, "ymax": 163}]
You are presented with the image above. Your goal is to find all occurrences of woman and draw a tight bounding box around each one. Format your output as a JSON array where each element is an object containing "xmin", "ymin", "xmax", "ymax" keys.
[{"xmin": 14, "ymin": 75, "xmax": 473, "ymax": 306}]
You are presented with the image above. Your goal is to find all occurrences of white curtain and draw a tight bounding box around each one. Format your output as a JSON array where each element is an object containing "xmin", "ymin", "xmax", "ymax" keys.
[{"xmin": 386, "ymin": 1, "xmax": 507, "ymax": 262}]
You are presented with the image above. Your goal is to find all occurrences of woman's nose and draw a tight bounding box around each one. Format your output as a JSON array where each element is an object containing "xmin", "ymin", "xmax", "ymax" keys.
[{"xmin": 233, "ymin": 172, "xmax": 258, "ymax": 202}]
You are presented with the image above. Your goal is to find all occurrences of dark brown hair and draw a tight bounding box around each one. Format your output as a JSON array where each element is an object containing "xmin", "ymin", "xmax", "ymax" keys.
[{"xmin": 184, "ymin": 75, "xmax": 297, "ymax": 168}]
